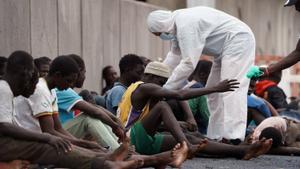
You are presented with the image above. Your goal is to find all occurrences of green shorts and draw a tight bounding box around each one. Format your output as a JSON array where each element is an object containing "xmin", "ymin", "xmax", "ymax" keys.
[{"xmin": 130, "ymin": 122, "xmax": 164, "ymax": 155}]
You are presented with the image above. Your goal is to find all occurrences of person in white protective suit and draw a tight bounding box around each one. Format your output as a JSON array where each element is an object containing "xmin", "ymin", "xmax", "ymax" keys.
[{"xmin": 147, "ymin": 6, "xmax": 256, "ymax": 142}]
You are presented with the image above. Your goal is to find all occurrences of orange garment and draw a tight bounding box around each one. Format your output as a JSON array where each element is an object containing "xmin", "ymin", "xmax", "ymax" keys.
[{"xmin": 255, "ymin": 80, "xmax": 276, "ymax": 98}]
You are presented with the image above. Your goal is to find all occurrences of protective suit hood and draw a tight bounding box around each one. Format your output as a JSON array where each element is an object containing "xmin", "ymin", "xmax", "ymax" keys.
[{"xmin": 147, "ymin": 10, "xmax": 176, "ymax": 33}]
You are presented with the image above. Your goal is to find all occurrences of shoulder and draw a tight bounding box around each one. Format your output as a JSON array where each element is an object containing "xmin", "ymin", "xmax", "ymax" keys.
[{"xmin": 56, "ymin": 88, "xmax": 79, "ymax": 98}]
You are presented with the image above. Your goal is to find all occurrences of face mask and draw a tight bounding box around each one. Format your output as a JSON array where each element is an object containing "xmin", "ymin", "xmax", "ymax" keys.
[{"xmin": 159, "ymin": 33, "xmax": 176, "ymax": 41}]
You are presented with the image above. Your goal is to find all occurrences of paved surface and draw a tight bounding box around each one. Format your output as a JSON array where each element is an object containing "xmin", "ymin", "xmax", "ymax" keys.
[{"xmin": 160, "ymin": 155, "xmax": 300, "ymax": 169}]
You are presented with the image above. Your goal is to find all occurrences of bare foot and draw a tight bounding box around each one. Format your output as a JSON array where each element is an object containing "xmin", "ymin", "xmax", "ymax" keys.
[
  {"xmin": 169, "ymin": 141, "xmax": 189, "ymax": 168},
  {"xmin": 3, "ymin": 160, "xmax": 30, "ymax": 169},
  {"xmin": 103, "ymin": 159, "xmax": 144, "ymax": 169},
  {"xmin": 187, "ymin": 139, "xmax": 208, "ymax": 159},
  {"xmin": 254, "ymin": 138, "xmax": 273, "ymax": 157},
  {"xmin": 242, "ymin": 138, "xmax": 273, "ymax": 160},
  {"xmin": 107, "ymin": 140, "xmax": 130, "ymax": 161}
]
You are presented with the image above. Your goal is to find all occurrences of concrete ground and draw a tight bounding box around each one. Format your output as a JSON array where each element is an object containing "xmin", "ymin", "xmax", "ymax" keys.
[{"xmin": 170, "ymin": 155, "xmax": 300, "ymax": 169}]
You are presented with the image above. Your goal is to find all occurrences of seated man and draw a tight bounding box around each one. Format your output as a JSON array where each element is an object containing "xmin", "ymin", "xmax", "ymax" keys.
[
  {"xmin": 1, "ymin": 51, "xmax": 141, "ymax": 169},
  {"xmin": 247, "ymin": 78, "xmax": 279, "ymax": 127},
  {"xmin": 105, "ymin": 54, "xmax": 145, "ymax": 114},
  {"xmin": 118, "ymin": 61, "xmax": 272, "ymax": 159},
  {"xmin": 249, "ymin": 116, "xmax": 300, "ymax": 156},
  {"xmin": 34, "ymin": 56, "xmax": 51, "ymax": 77},
  {"xmin": 187, "ymin": 60, "xmax": 212, "ymax": 134},
  {"xmin": 14, "ymin": 55, "xmax": 105, "ymax": 151},
  {"xmin": 56, "ymin": 54, "xmax": 122, "ymax": 150},
  {"xmin": 255, "ymin": 66, "xmax": 288, "ymax": 110}
]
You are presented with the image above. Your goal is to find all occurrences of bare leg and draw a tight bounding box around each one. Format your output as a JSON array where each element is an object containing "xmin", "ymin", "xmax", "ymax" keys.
[
  {"xmin": 0, "ymin": 161, "xmax": 30, "ymax": 169},
  {"xmin": 268, "ymin": 146, "xmax": 300, "ymax": 156},
  {"xmin": 184, "ymin": 134, "xmax": 272, "ymax": 160},
  {"xmin": 140, "ymin": 101, "xmax": 207, "ymax": 157}
]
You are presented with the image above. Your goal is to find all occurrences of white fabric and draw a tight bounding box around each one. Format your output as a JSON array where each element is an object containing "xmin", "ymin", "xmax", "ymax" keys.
[
  {"xmin": 13, "ymin": 96, "xmax": 42, "ymax": 132},
  {"xmin": 149, "ymin": 6, "xmax": 253, "ymax": 89},
  {"xmin": 0, "ymin": 80, "xmax": 14, "ymax": 123},
  {"xmin": 206, "ymin": 33, "xmax": 255, "ymax": 141},
  {"xmin": 30, "ymin": 78, "xmax": 58, "ymax": 117},
  {"xmin": 147, "ymin": 10, "xmax": 176, "ymax": 33},
  {"xmin": 149, "ymin": 6, "xmax": 255, "ymax": 140},
  {"xmin": 251, "ymin": 117, "xmax": 287, "ymax": 143}
]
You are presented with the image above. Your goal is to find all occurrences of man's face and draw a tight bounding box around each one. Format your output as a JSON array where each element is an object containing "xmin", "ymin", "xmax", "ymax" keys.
[
  {"xmin": 55, "ymin": 73, "xmax": 78, "ymax": 90},
  {"xmin": 128, "ymin": 64, "xmax": 145, "ymax": 83},
  {"xmin": 38, "ymin": 64, "xmax": 50, "ymax": 77},
  {"xmin": 22, "ymin": 68, "xmax": 39, "ymax": 98},
  {"xmin": 106, "ymin": 67, "xmax": 118, "ymax": 83}
]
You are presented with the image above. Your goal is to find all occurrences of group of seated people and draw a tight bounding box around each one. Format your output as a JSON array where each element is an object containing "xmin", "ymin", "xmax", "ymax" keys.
[{"xmin": 0, "ymin": 51, "xmax": 300, "ymax": 169}]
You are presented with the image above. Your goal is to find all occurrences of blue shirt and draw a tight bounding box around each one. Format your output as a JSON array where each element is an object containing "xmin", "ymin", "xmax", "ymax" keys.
[
  {"xmin": 56, "ymin": 88, "xmax": 83, "ymax": 124},
  {"xmin": 105, "ymin": 82, "xmax": 127, "ymax": 115},
  {"xmin": 247, "ymin": 95, "xmax": 271, "ymax": 118}
]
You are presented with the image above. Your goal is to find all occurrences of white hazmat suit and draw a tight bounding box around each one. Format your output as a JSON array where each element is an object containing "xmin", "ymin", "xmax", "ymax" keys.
[{"xmin": 147, "ymin": 6, "xmax": 255, "ymax": 141}]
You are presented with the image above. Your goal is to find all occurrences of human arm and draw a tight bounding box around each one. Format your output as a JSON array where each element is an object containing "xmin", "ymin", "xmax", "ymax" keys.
[
  {"xmin": 262, "ymin": 99, "xmax": 279, "ymax": 116},
  {"xmin": 139, "ymin": 79, "xmax": 239, "ymax": 101},
  {"xmin": 72, "ymin": 101, "xmax": 126, "ymax": 142},
  {"xmin": 261, "ymin": 39, "xmax": 300, "ymax": 74},
  {"xmin": 163, "ymin": 25, "xmax": 209, "ymax": 90},
  {"xmin": 179, "ymin": 100, "xmax": 198, "ymax": 131},
  {"xmin": 0, "ymin": 122, "xmax": 72, "ymax": 153}
]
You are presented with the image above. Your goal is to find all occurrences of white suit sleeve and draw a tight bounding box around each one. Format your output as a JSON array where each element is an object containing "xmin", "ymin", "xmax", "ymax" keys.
[
  {"xmin": 163, "ymin": 40, "xmax": 181, "ymax": 71},
  {"xmin": 163, "ymin": 56, "xmax": 195, "ymax": 89},
  {"xmin": 164, "ymin": 25, "xmax": 209, "ymax": 90}
]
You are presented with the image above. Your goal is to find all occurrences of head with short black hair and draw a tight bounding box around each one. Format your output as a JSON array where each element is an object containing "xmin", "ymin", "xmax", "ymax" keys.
[
  {"xmin": 259, "ymin": 127, "xmax": 283, "ymax": 147},
  {"xmin": 5, "ymin": 51, "xmax": 35, "ymax": 96},
  {"xmin": 119, "ymin": 54, "xmax": 145, "ymax": 84},
  {"xmin": 188, "ymin": 60, "xmax": 212, "ymax": 85},
  {"xmin": 48, "ymin": 55, "xmax": 79, "ymax": 90},
  {"xmin": 0, "ymin": 56, "xmax": 7, "ymax": 78},
  {"xmin": 139, "ymin": 56, "xmax": 152, "ymax": 67},
  {"xmin": 68, "ymin": 54, "xmax": 86, "ymax": 88},
  {"xmin": 79, "ymin": 89, "xmax": 96, "ymax": 104},
  {"xmin": 34, "ymin": 56, "xmax": 51, "ymax": 77}
]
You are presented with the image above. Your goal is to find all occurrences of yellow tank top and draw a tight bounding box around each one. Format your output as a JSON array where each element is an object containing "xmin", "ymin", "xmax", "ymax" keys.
[{"xmin": 117, "ymin": 81, "xmax": 150, "ymax": 129}]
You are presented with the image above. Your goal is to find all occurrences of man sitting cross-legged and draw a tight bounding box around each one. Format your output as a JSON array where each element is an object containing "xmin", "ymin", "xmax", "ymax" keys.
[
  {"xmin": 0, "ymin": 51, "xmax": 143, "ymax": 169},
  {"xmin": 118, "ymin": 61, "xmax": 273, "ymax": 160}
]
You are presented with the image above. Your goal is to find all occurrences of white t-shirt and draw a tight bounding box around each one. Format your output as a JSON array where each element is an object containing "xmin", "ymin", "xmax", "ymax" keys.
[
  {"xmin": 251, "ymin": 116, "xmax": 287, "ymax": 143},
  {"xmin": 0, "ymin": 80, "xmax": 14, "ymax": 124},
  {"xmin": 30, "ymin": 78, "xmax": 59, "ymax": 117},
  {"xmin": 13, "ymin": 78, "xmax": 58, "ymax": 132},
  {"xmin": 13, "ymin": 96, "xmax": 41, "ymax": 132}
]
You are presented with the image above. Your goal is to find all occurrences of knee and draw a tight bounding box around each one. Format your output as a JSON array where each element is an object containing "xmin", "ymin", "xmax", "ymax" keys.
[{"xmin": 156, "ymin": 101, "xmax": 172, "ymax": 112}]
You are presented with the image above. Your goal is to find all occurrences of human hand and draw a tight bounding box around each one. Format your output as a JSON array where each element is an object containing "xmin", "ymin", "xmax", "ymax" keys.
[
  {"xmin": 113, "ymin": 126, "xmax": 126, "ymax": 143},
  {"xmin": 47, "ymin": 135, "xmax": 72, "ymax": 154},
  {"xmin": 186, "ymin": 118, "xmax": 198, "ymax": 132},
  {"xmin": 214, "ymin": 79, "xmax": 239, "ymax": 92},
  {"xmin": 258, "ymin": 66, "xmax": 270, "ymax": 77}
]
